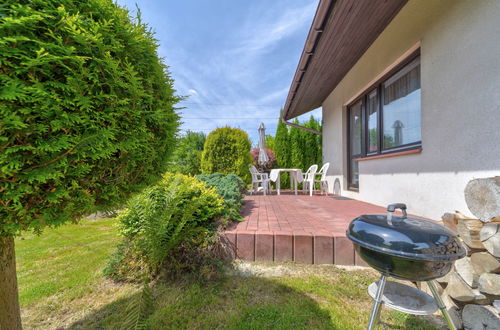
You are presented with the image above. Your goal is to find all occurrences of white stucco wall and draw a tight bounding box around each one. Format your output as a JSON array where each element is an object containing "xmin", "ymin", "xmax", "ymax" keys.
[{"xmin": 322, "ymin": 0, "xmax": 500, "ymax": 219}]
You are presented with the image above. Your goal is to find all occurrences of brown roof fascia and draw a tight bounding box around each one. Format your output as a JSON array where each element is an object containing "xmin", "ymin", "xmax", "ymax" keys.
[{"xmin": 282, "ymin": 0, "xmax": 335, "ymax": 121}]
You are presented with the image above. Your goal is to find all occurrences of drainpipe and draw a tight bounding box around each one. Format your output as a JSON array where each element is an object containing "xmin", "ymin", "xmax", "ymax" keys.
[{"xmin": 281, "ymin": 112, "xmax": 322, "ymax": 136}]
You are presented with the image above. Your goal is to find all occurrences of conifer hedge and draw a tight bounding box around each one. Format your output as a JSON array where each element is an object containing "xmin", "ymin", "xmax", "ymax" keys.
[
  {"xmin": 0, "ymin": 0, "xmax": 180, "ymax": 235},
  {"xmin": 273, "ymin": 115, "xmax": 322, "ymax": 187},
  {"xmin": 0, "ymin": 1, "xmax": 179, "ymax": 327}
]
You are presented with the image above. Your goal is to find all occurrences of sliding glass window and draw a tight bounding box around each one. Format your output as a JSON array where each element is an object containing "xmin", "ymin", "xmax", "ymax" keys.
[
  {"xmin": 347, "ymin": 53, "xmax": 421, "ymax": 190},
  {"xmin": 382, "ymin": 57, "xmax": 421, "ymax": 150}
]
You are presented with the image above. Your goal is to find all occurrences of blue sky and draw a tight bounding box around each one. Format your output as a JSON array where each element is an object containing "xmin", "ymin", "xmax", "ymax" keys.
[{"xmin": 115, "ymin": 0, "xmax": 322, "ymax": 144}]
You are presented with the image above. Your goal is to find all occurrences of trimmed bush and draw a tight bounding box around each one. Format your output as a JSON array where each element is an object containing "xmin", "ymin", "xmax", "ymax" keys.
[
  {"xmin": 104, "ymin": 172, "xmax": 225, "ymax": 280},
  {"xmin": 0, "ymin": 0, "xmax": 179, "ymax": 325},
  {"xmin": 197, "ymin": 173, "xmax": 246, "ymax": 222},
  {"xmin": 200, "ymin": 127, "xmax": 252, "ymax": 183},
  {"xmin": 0, "ymin": 0, "xmax": 180, "ymax": 236}
]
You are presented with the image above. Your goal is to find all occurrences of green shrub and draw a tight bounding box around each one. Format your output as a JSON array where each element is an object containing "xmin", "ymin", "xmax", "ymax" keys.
[
  {"xmin": 197, "ymin": 173, "xmax": 246, "ymax": 222},
  {"xmin": 0, "ymin": 0, "xmax": 180, "ymax": 325},
  {"xmin": 169, "ymin": 131, "xmax": 206, "ymax": 175},
  {"xmin": 200, "ymin": 127, "xmax": 252, "ymax": 183},
  {"xmin": 0, "ymin": 0, "xmax": 180, "ymax": 237},
  {"xmin": 104, "ymin": 172, "xmax": 225, "ymax": 280},
  {"xmin": 274, "ymin": 117, "xmax": 291, "ymax": 186}
]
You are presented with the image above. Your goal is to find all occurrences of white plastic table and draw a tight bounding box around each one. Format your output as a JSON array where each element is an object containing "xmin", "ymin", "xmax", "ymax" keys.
[{"xmin": 269, "ymin": 169, "xmax": 302, "ymax": 195}]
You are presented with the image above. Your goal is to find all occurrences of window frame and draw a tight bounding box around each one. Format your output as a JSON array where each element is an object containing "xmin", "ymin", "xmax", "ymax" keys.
[
  {"xmin": 347, "ymin": 50, "xmax": 421, "ymax": 191},
  {"xmin": 347, "ymin": 100, "xmax": 364, "ymax": 190}
]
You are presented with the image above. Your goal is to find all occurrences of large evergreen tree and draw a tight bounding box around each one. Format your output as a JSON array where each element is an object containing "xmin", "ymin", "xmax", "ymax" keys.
[
  {"xmin": 274, "ymin": 116, "xmax": 290, "ymax": 186},
  {"xmin": 0, "ymin": 1, "xmax": 180, "ymax": 327},
  {"xmin": 303, "ymin": 116, "xmax": 322, "ymax": 169},
  {"xmin": 289, "ymin": 119, "xmax": 303, "ymax": 169}
]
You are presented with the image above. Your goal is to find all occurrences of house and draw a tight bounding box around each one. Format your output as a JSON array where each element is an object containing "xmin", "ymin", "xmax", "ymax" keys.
[{"xmin": 282, "ymin": 0, "xmax": 500, "ymax": 219}]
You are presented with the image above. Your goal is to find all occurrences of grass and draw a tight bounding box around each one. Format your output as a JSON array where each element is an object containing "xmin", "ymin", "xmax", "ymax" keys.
[{"xmin": 16, "ymin": 218, "xmax": 441, "ymax": 329}]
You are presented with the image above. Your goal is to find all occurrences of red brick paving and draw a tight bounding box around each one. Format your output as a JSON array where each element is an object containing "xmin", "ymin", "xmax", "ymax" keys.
[{"xmin": 225, "ymin": 191, "xmax": 389, "ymax": 265}]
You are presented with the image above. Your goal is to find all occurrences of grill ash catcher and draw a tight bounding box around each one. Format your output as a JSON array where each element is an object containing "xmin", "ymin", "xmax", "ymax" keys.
[{"xmin": 347, "ymin": 203, "xmax": 466, "ymax": 330}]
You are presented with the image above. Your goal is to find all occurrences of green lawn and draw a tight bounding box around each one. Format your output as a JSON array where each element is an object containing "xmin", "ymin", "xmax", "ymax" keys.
[{"xmin": 16, "ymin": 218, "xmax": 441, "ymax": 329}]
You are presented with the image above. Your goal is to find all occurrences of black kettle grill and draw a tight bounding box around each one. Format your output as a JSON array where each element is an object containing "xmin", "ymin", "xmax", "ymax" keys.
[{"xmin": 347, "ymin": 203, "xmax": 466, "ymax": 330}]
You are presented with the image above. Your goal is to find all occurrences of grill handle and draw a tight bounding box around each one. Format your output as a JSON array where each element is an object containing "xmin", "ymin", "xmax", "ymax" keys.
[{"xmin": 387, "ymin": 203, "xmax": 407, "ymax": 219}]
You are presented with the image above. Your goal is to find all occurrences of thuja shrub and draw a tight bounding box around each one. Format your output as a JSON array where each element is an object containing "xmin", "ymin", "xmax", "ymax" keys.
[
  {"xmin": 197, "ymin": 173, "xmax": 246, "ymax": 222},
  {"xmin": 104, "ymin": 173, "xmax": 226, "ymax": 280},
  {"xmin": 200, "ymin": 127, "xmax": 252, "ymax": 183},
  {"xmin": 0, "ymin": 0, "xmax": 180, "ymax": 236},
  {"xmin": 0, "ymin": 1, "xmax": 180, "ymax": 325}
]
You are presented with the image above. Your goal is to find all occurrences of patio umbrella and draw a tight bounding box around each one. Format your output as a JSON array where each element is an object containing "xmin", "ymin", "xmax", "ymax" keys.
[{"xmin": 257, "ymin": 122, "xmax": 269, "ymax": 165}]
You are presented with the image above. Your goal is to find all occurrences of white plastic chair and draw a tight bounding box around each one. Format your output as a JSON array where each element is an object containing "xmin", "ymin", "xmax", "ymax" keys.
[
  {"xmin": 249, "ymin": 165, "xmax": 270, "ymax": 195},
  {"xmin": 302, "ymin": 164, "xmax": 318, "ymax": 196},
  {"xmin": 315, "ymin": 163, "xmax": 330, "ymax": 195}
]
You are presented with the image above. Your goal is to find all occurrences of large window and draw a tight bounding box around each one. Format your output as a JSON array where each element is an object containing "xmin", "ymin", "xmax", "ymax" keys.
[{"xmin": 347, "ymin": 54, "xmax": 421, "ymax": 190}]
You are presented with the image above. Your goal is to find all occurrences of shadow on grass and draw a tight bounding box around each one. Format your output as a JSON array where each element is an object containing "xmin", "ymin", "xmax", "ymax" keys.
[{"xmin": 68, "ymin": 276, "xmax": 335, "ymax": 330}]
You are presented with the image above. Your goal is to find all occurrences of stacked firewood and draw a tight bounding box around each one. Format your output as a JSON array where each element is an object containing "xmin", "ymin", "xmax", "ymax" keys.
[{"xmin": 435, "ymin": 177, "xmax": 500, "ymax": 329}]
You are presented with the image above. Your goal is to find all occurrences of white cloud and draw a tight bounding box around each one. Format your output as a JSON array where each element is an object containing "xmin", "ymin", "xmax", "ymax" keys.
[
  {"xmin": 235, "ymin": 2, "xmax": 317, "ymax": 55},
  {"xmin": 154, "ymin": 1, "xmax": 320, "ymax": 143}
]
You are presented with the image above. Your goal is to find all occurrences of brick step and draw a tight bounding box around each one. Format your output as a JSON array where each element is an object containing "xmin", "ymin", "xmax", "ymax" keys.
[{"xmin": 224, "ymin": 230, "xmax": 368, "ymax": 266}]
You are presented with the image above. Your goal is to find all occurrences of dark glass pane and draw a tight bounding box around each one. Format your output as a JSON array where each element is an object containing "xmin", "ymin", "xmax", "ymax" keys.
[
  {"xmin": 367, "ymin": 90, "xmax": 378, "ymax": 153},
  {"xmin": 383, "ymin": 57, "xmax": 421, "ymax": 149},
  {"xmin": 350, "ymin": 100, "xmax": 362, "ymax": 156},
  {"xmin": 350, "ymin": 159, "xmax": 359, "ymax": 186}
]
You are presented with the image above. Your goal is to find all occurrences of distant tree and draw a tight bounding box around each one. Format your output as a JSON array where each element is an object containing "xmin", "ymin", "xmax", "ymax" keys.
[
  {"xmin": 170, "ymin": 131, "xmax": 206, "ymax": 175},
  {"xmin": 303, "ymin": 116, "xmax": 321, "ymax": 168},
  {"xmin": 289, "ymin": 119, "xmax": 305, "ymax": 170},
  {"xmin": 274, "ymin": 116, "xmax": 290, "ymax": 185},
  {"xmin": 316, "ymin": 119, "xmax": 323, "ymax": 165},
  {"xmin": 200, "ymin": 127, "xmax": 252, "ymax": 182},
  {"xmin": 0, "ymin": 1, "xmax": 180, "ymax": 328},
  {"xmin": 265, "ymin": 134, "xmax": 275, "ymax": 152}
]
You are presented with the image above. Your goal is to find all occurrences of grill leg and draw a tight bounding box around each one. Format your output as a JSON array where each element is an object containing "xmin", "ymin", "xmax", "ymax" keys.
[
  {"xmin": 367, "ymin": 275, "xmax": 387, "ymax": 330},
  {"xmin": 427, "ymin": 280, "xmax": 457, "ymax": 330}
]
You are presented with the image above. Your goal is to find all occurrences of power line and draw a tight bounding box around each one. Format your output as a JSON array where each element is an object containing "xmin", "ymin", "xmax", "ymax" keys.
[
  {"xmin": 182, "ymin": 117, "xmax": 278, "ymax": 119},
  {"xmin": 180, "ymin": 102, "xmax": 280, "ymax": 108},
  {"xmin": 179, "ymin": 127, "xmax": 278, "ymax": 131}
]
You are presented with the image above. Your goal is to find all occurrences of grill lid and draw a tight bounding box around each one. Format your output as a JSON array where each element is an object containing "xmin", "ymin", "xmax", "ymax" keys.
[{"xmin": 347, "ymin": 203, "xmax": 466, "ymax": 261}]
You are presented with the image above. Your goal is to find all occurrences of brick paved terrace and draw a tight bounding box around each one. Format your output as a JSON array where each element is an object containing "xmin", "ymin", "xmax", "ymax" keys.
[{"xmin": 224, "ymin": 192, "xmax": 390, "ymax": 266}]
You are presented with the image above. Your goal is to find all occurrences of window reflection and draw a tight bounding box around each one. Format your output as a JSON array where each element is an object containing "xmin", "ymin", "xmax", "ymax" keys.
[
  {"xmin": 367, "ymin": 90, "xmax": 378, "ymax": 153},
  {"xmin": 383, "ymin": 58, "xmax": 421, "ymax": 149}
]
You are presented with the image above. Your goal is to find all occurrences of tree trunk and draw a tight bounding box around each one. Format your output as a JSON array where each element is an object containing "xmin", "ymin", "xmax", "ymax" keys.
[{"xmin": 0, "ymin": 236, "xmax": 22, "ymax": 330}]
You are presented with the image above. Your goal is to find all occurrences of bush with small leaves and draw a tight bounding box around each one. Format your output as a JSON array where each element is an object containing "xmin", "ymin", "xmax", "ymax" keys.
[
  {"xmin": 197, "ymin": 173, "xmax": 246, "ymax": 222},
  {"xmin": 200, "ymin": 127, "xmax": 252, "ymax": 183},
  {"xmin": 0, "ymin": 0, "xmax": 180, "ymax": 326}
]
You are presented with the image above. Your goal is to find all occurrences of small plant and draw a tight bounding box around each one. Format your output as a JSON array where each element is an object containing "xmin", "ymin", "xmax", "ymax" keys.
[
  {"xmin": 105, "ymin": 172, "xmax": 226, "ymax": 281},
  {"xmin": 197, "ymin": 173, "xmax": 246, "ymax": 222},
  {"xmin": 200, "ymin": 127, "xmax": 253, "ymax": 183}
]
